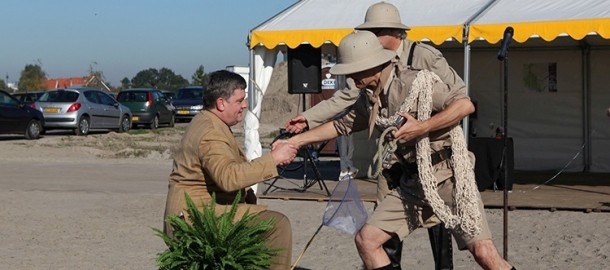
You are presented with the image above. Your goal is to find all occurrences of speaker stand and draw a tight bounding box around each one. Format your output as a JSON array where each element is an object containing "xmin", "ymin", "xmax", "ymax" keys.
[{"xmin": 262, "ymin": 94, "xmax": 331, "ymax": 197}]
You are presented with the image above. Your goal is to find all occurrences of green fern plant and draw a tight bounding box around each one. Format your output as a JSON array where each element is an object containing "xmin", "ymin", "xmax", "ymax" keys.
[{"xmin": 154, "ymin": 192, "xmax": 278, "ymax": 270}]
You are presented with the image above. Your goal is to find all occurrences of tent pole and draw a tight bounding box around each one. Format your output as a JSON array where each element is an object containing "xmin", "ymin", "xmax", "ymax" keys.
[
  {"xmin": 463, "ymin": 25, "xmax": 471, "ymax": 143},
  {"xmin": 581, "ymin": 42, "xmax": 591, "ymax": 172},
  {"xmin": 248, "ymin": 48, "xmax": 256, "ymax": 111},
  {"xmin": 460, "ymin": 0, "xmax": 498, "ymax": 143}
]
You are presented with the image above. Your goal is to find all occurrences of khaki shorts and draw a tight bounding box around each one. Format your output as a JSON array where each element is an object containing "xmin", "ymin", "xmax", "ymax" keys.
[{"xmin": 368, "ymin": 175, "xmax": 492, "ymax": 250}]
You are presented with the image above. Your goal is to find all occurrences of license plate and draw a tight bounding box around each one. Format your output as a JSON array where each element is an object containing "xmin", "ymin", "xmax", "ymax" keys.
[
  {"xmin": 44, "ymin": 107, "xmax": 60, "ymax": 113},
  {"xmin": 177, "ymin": 110, "xmax": 190, "ymax": 115},
  {"xmin": 132, "ymin": 116, "xmax": 140, "ymax": 121}
]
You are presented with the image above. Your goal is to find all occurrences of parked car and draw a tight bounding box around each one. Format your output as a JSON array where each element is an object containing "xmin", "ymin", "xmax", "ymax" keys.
[
  {"xmin": 107, "ymin": 92, "xmax": 118, "ymax": 100},
  {"xmin": 33, "ymin": 87, "xmax": 132, "ymax": 135},
  {"xmin": 172, "ymin": 86, "xmax": 205, "ymax": 122},
  {"xmin": 12, "ymin": 91, "xmax": 44, "ymax": 106},
  {"xmin": 0, "ymin": 89, "xmax": 44, "ymax": 139},
  {"xmin": 117, "ymin": 88, "xmax": 175, "ymax": 129},
  {"xmin": 161, "ymin": 90, "xmax": 176, "ymax": 101}
]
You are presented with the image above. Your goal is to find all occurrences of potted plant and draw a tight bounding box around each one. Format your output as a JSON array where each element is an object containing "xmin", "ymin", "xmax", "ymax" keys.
[{"xmin": 154, "ymin": 193, "xmax": 278, "ymax": 270}]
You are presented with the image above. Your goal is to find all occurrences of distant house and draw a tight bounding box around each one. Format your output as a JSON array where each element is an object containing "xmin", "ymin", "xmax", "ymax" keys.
[
  {"xmin": 7, "ymin": 82, "xmax": 18, "ymax": 92},
  {"xmin": 45, "ymin": 76, "xmax": 89, "ymax": 89},
  {"xmin": 45, "ymin": 75, "xmax": 111, "ymax": 92}
]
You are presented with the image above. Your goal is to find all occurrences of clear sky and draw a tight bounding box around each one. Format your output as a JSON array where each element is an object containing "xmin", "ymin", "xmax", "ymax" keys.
[{"xmin": 0, "ymin": 0, "xmax": 296, "ymax": 87}]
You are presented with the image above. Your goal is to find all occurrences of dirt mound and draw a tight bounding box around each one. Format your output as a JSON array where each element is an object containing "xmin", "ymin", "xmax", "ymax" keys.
[{"xmin": 260, "ymin": 61, "xmax": 302, "ymax": 132}]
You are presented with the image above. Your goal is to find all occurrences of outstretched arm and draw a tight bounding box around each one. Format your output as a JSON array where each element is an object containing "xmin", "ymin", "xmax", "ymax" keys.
[
  {"xmin": 392, "ymin": 98, "xmax": 474, "ymax": 142},
  {"xmin": 285, "ymin": 82, "xmax": 360, "ymax": 133},
  {"xmin": 274, "ymin": 121, "xmax": 340, "ymax": 151}
]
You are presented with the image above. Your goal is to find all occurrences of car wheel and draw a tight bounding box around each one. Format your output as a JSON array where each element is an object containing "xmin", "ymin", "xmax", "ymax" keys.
[
  {"xmin": 149, "ymin": 115, "xmax": 159, "ymax": 129},
  {"xmin": 25, "ymin": 119, "xmax": 42, "ymax": 140},
  {"xmin": 119, "ymin": 115, "xmax": 131, "ymax": 133},
  {"xmin": 168, "ymin": 115, "xmax": 175, "ymax": 127},
  {"xmin": 75, "ymin": 116, "xmax": 90, "ymax": 136}
]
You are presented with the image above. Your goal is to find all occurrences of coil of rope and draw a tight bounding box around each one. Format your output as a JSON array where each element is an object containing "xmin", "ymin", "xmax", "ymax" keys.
[{"xmin": 369, "ymin": 69, "xmax": 482, "ymax": 237}]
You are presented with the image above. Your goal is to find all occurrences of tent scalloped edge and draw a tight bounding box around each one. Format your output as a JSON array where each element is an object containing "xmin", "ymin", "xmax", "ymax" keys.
[{"xmin": 468, "ymin": 18, "xmax": 610, "ymax": 44}]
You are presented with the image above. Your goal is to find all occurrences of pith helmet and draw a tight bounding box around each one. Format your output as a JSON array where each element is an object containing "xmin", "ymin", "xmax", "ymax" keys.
[
  {"xmin": 355, "ymin": 1, "xmax": 411, "ymax": 30},
  {"xmin": 330, "ymin": 31, "xmax": 396, "ymax": 75}
]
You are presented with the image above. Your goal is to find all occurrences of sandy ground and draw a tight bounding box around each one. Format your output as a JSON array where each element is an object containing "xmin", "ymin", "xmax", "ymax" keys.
[{"xmin": 0, "ymin": 126, "xmax": 608, "ymax": 270}]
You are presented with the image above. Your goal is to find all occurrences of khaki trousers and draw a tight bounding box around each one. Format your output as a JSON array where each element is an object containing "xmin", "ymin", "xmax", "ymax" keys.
[{"xmin": 255, "ymin": 210, "xmax": 293, "ymax": 270}]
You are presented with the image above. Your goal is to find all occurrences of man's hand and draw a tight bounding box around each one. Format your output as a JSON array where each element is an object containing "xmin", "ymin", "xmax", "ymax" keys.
[
  {"xmin": 391, "ymin": 112, "xmax": 429, "ymax": 142},
  {"xmin": 285, "ymin": 114, "xmax": 308, "ymax": 133},
  {"xmin": 271, "ymin": 140, "xmax": 298, "ymax": 166},
  {"xmin": 391, "ymin": 99, "xmax": 473, "ymax": 142}
]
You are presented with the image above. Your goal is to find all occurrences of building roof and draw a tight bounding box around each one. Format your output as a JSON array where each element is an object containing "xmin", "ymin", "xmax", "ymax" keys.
[{"xmin": 45, "ymin": 76, "xmax": 92, "ymax": 89}]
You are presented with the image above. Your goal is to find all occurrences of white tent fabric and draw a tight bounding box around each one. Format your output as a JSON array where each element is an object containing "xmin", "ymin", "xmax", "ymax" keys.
[
  {"xmin": 250, "ymin": 0, "xmax": 492, "ymax": 48},
  {"xmin": 246, "ymin": 0, "xmax": 610, "ymax": 172},
  {"xmin": 245, "ymin": 46, "xmax": 278, "ymax": 160},
  {"xmin": 244, "ymin": 46, "xmax": 278, "ymax": 193}
]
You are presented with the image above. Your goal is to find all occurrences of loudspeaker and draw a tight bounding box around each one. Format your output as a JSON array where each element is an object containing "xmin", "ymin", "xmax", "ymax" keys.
[{"xmin": 288, "ymin": 44, "xmax": 321, "ymax": 94}]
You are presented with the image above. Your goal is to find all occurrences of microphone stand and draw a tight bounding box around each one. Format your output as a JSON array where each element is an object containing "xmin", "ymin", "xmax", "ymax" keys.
[
  {"xmin": 497, "ymin": 26, "xmax": 513, "ymax": 260},
  {"xmin": 501, "ymin": 51, "xmax": 509, "ymax": 260}
]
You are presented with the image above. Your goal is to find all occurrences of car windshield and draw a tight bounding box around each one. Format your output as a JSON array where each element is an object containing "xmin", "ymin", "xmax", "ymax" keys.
[
  {"xmin": 14, "ymin": 92, "xmax": 41, "ymax": 102},
  {"xmin": 39, "ymin": 90, "xmax": 79, "ymax": 102},
  {"xmin": 0, "ymin": 91, "xmax": 19, "ymax": 106},
  {"xmin": 118, "ymin": 91, "xmax": 148, "ymax": 102},
  {"xmin": 176, "ymin": 88, "xmax": 203, "ymax": 100}
]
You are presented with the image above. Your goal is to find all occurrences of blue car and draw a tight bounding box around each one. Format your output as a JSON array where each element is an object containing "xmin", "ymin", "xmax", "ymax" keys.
[{"xmin": 172, "ymin": 86, "xmax": 205, "ymax": 122}]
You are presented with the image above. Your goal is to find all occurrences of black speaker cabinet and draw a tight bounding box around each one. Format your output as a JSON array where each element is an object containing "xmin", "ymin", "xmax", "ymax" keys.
[{"xmin": 288, "ymin": 44, "xmax": 321, "ymax": 94}]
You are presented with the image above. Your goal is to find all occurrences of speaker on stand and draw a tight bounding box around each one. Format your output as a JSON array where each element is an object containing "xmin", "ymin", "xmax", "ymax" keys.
[
  {"xmin": 276, "ymin": 44, "xmax": 329, "ymax": 195},
  {"xmin": 288, "ymin": 44, "xmax": 322, "ymax": 95},
  {"xmin": 288, "ymin": 43, "xmax": 322, "ymax": 138}
]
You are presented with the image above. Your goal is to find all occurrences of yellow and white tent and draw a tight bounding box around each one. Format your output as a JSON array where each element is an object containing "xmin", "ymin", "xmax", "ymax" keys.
[{"xmin": 246, "ymin": 0, "xmax": 610, "ymax": 173}]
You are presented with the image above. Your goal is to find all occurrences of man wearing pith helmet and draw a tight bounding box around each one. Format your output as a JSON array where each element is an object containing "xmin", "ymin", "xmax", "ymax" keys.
[
  {"xmin": 288, "ymin": 1, "xmax": 466, "ymax": 134},
  {"xmin": 284, "ymin": 1, "xmax": 467, "ymax": 269},
  {"xmin": 283, "ymin": 31, "xmax": 517, "ymax": 270}
]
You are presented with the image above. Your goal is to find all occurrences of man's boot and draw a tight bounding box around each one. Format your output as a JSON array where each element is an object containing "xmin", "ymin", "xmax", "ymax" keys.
[
  {"xmin": 428, "ymin": 223, "xmax": 453, "ymax": 270},
  {"xmin": 382, "ymin": 234, "xmax": 403, "ymax": 268},
  {"xmin": 382, "ymin": 223, "xmax": 453, "ymax": 269}
]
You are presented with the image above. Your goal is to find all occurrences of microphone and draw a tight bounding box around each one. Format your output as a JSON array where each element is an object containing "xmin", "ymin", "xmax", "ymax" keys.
[{"xmin": 497, "ymin": 26, "xmax": 514, "ymax": 61}]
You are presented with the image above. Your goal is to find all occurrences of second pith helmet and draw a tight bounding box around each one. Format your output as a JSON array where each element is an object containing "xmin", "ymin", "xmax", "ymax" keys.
[{"xmin": 355, "ymin": 1, "xmax": 411, "ymax": 30}]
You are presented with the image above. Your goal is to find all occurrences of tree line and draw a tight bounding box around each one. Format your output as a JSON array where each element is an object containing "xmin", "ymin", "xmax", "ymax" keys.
[{"xmin": 2, "ymin": 64, "xmax": 210, "ymax": 93}]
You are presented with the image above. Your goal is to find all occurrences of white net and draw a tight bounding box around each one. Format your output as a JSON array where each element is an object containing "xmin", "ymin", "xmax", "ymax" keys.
[{"xmin": 322, "ymin": 175, "xmax": 368, "ymax": 235}]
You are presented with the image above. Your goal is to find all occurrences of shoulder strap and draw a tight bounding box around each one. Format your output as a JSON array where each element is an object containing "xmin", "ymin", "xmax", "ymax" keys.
[{"xmin": 407, "ymin": 42, "xmax": 417, "ymax": 67}]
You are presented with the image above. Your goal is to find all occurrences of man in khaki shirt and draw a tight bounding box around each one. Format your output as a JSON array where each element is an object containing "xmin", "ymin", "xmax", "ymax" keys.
[
  {"xmin": 284, "ymin": 2, "xmax": 460, "ymax": 269},
  {"xmin": 164, "ymin": 70, "xmax": 298, "ymax": 270},
  {"xmin": 286, "ymin": 2, "xmax": 465, "ymax": 133},
  {"xmin": 282, "ymin": 30, "xmax": 515, "ymax": 270}
]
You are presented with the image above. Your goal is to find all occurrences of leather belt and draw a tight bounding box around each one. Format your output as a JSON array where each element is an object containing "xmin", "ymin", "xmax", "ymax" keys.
[
  {"xmin": 384, "ymin": 147, "xmax": 453, "ymax": 189},
  {"xmin": 431, "ymin": 147, "xmax": 452, "ymax": 166},
  {"xmin": 402, "ymin": 147, "xmax": 452, "ymax": 169}
]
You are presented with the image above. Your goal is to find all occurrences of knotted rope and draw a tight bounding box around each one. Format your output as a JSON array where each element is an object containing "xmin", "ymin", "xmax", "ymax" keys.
[
  {"xmin": 368, "ymin": 126, "xmax": 398, "ymax": 179},
  {"xmin": 373, "ymin": 70, "xmax": 481, "ymax": 237}
]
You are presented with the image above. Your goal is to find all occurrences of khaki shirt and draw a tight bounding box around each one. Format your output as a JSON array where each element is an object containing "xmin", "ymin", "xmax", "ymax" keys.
[
  {"xmin": 302, "ymin": 39, "xmax": 466, "ymax": 128},
  {"xmin": 164, "ymin": 110, "xmax": 278, "ymax": 234},
  {"xmin": 333, "ymin": 68, "xmax": 469, "ymax": 157}
]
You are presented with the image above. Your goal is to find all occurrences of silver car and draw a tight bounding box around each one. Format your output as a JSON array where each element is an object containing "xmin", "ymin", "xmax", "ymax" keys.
[{"xmin": 33, "ymin": 87, "xmax": 132, "ymax": 135}]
